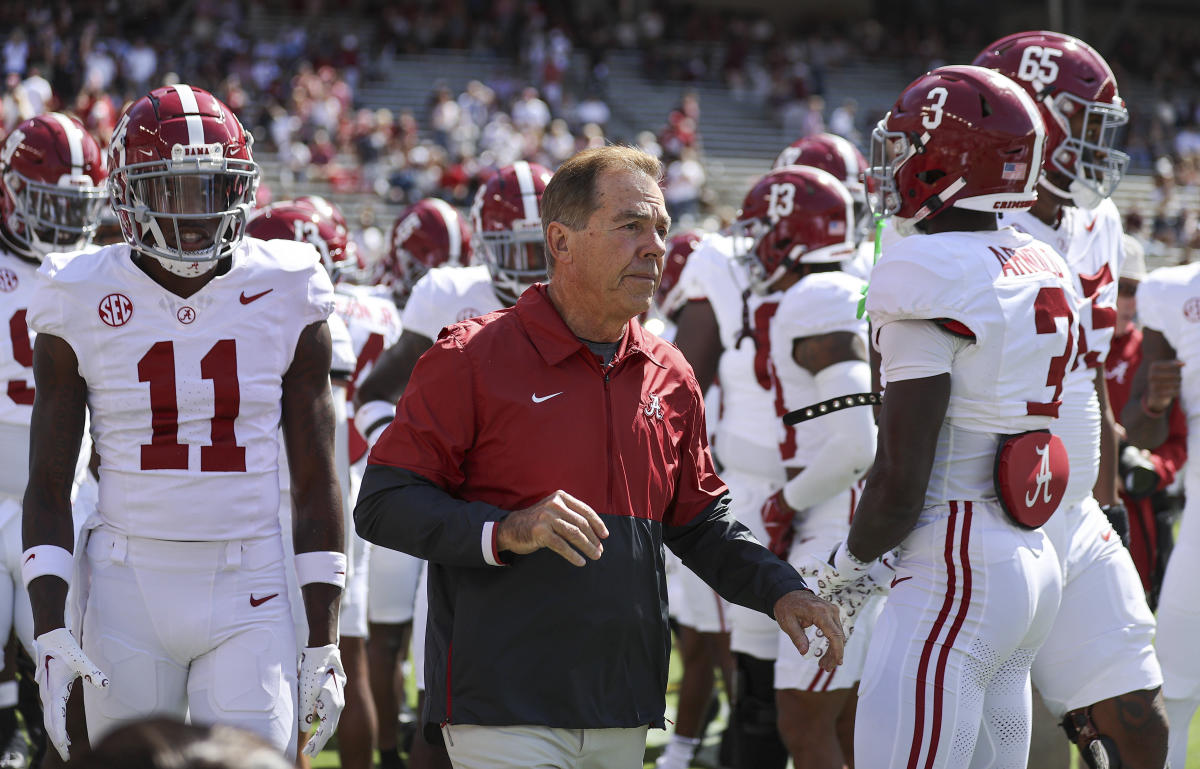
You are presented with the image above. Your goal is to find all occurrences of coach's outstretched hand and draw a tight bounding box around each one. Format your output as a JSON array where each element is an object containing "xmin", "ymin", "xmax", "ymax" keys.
[
  {"xmin": 34, "ymin": 627, "xmax": 109, "ymax": 760},
  {"xmin": 774, "ymin": 590, "xmax": 846, "ymax": 672}
]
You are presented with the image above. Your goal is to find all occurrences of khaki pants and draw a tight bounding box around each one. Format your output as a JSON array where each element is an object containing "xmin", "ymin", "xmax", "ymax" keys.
[{"xmin": 441, "ymin": 723, "xmax": 648, "ymax": 769}]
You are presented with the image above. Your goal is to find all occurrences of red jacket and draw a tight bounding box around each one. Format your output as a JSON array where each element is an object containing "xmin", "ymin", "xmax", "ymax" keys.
[
  {"xmin": 357, "ymin": 284, "xmax": 806, "ymax": 730},
  {"xmin": 1106, "ymin": 326, "xmax": 1187, "ymax": 591}
]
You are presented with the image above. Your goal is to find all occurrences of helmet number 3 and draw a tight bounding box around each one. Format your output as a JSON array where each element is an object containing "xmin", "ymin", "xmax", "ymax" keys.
[
  {"xmin": 1017, "ymin": 46, "xmax": 1062, "ymax": 87},
  {"xmin": 922, "ymin": 87, "xmax": 949, "ymax": 130},
  {"xmin": 767, "ymin": 183, "xmax": 795, "ymax": 223}
]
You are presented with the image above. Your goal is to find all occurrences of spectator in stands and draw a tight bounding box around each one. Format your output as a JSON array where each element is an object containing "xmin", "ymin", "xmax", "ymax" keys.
[{"xmin": 511, "ymin": 86, "xmax": 551, "ymax": 133}]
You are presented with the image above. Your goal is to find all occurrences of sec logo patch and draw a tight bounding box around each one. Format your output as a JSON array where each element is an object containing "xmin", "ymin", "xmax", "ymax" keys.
[
  {"xmin": 0, "ymin": 269, "xmax": 17, "ymax": 292},
  {"xmin": 99, "ymin": 293, "xmax": 134, "ymax": 327},
  {"xmin": 1185, "ymin": 297, "xmax": 1200, "ymax": 323}
]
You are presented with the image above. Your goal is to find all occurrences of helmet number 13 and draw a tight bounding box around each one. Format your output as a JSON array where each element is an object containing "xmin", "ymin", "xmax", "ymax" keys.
[
  {"xmin": 922, "ymin": 87, "xmax": 949, "ymax": 130},
  {"xmin": 767, "ymin": 183, "xmax": 795, "ymax": 223}
]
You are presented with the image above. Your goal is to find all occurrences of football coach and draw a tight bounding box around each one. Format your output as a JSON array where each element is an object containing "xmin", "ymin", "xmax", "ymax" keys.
[{"xmin": 354, "ymin": 144, "xmax": 844, "ymax": 768}]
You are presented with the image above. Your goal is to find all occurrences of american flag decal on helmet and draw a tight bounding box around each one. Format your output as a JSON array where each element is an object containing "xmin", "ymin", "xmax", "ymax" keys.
[{"xmin": 1002, "ymin": 162, "xmax": 1028, "ymax": 180}]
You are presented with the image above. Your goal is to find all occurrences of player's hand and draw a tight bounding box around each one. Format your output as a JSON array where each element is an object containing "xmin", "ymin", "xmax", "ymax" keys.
[
  {"xmin": 1145, "ymin": 359, "xmax": 1184, "ymax": 412},
  {"xmin": 760, "ymin": 490, "xmax": 797, "ymax": 559},
  {"xmin": 34, "ymin": 627, "xmax": 109, "ymax": 761},
  {"xmin": 497, "ymin": 490, "xmax": 609, "ymax": 566},
  {"xmin": 774, "ymin": 589, "xmax": 845, "ymax": 672},
  {"xmin": 298, "ymin": 644, "xmax": 347, "ymax": 757},
  {"xmin": 792, "ymin": 542, "xmax": 894, "ymax": 662}
]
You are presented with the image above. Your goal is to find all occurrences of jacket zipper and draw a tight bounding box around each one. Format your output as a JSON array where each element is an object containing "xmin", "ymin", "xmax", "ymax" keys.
[{"xmin": 603, "ymin": 365, "xmax": 613, "ymax": 516}]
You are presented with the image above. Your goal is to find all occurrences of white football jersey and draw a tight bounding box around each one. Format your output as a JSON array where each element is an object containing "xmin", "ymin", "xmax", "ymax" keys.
[
  {"xmin": 401, "ymin": 264, "xmax": 502, "ymax": 341},
  {"xmin": 676, "ymin": 233, "xmax": 785, "ymax": 482},
  {"xmin": 867, "ymin": 228, "xmax": 1079, "ymax": 504},
  {"xmin": 1137, "ymin": 262, "xmax": 1200, "ymax": 431},
  {"xmin": 0, "ymin": 250, "xmax": 42, "ymax": 498},
  {"xmin": 334, "ymin": 283, "xmax": 402, "ymax": 464},
  {"xmin": 1004, "ymin": 199, "xmax": 1125, "ymax": 504},
  {"xmin": 27, "ymin": 240, "xmax": 335, "ymax": 541},
  {"xmin": 770, "ymin": 270, "xmax": 868, "ymax": 470}
]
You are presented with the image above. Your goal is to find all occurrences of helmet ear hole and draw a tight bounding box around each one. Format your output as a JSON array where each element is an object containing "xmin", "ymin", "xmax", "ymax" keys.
[
  {"xmin": 979, "ymin": 94, "xmax": 993, "ymax": 117},
  {"xmin": 916, "ymin": 170, "xmax": 946, "ymax": 184}
]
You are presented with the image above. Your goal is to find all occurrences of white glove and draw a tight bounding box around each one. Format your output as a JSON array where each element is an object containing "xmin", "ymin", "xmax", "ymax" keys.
[
  {"xmin": 33, "ymin": 627, "xmax": 109, "ymax": 760},
  {"xmin": 793, "ymin": 542, "xmax": 895, "ymax": 660},
  {"xmin": 298, "ymin": 644, "xmax": 347, "ymax": 757}
]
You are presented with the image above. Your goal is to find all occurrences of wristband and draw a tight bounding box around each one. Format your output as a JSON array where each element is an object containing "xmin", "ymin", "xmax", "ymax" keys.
[
  {"xmin": 831, "ymin": 540, "xmax": 871, "ymax": 575},
  {"xmin": 295, "ymin": 551, "xmax": 347, "ymax": 588},
  {"xmin": 1140, "ymin": 394, "xmax": 1168, "ymax": 418},
  {"xmin": 21, "ymin": 545, "xmax": 74, "ymax": 589},
  {"xmin": 353, "ymin": 400, "xmax": 396, "ymax": 450}
]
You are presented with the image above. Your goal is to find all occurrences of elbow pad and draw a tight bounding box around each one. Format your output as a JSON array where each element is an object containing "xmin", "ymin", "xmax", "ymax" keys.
[{"xmin": 782, "ymin": 360, "xmax": 876, "ymax": 511}]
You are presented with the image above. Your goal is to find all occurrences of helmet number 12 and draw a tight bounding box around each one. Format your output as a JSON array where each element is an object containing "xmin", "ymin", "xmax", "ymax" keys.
[{"xmin": 922, "ymin": 87, "xmax": 949, "ymax": 130}]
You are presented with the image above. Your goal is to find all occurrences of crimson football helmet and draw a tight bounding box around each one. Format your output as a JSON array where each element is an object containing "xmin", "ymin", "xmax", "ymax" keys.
[
  {"xmin": 774, "ymin": 133, "xmax": 868, "ymax": 199},
  {"xmin": 108, "ymin": 84, "xmax": 259, "ymax": 276},
  {"xmin": 655, "ymin": 231, "xmax": 701, "ymax": 320},
  {"xmin": 245, "ymin": 196, "xmax": 360, "ymax": 282},
  {"xmin": 0, "ymin": 113, "xmax": 108, "ymax": 261},
  {"xmin": 735, "ymin": 166, "xmax": 856, "ymax": 294},
  {"xmin": 867, "ymin": 65, "xmax": 1046, "ymax": 236},
  {"xmin": 974, "ymin": 31, "xmax": 1127, "ymax": 209},
  {"xmin": 775, "ymin": 132, "xmax": 873, "ymax": 239},
  {"xmin": 471, "ymin": 161, "xmax": 552, "ymax": 306},
  {"xmin": 383, "ymin": 197, "xmax": 472, "ymax": 304}
]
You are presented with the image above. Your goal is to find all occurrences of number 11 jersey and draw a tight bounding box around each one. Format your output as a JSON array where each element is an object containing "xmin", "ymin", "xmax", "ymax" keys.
[{"xmin": 28, "ymin": 240, "xmax": 335, "ymax": 541}]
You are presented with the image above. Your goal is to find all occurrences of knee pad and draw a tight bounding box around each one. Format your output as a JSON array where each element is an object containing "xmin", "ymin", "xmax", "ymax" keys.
[{"xmin": 1062, "ymin": 708, "xmax": 1123, "ymax": 769}]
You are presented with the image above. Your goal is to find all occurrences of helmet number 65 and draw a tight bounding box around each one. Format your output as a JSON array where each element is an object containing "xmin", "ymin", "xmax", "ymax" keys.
[{"xmin": 1017, "ymin": 46, "xmax": 1062, "ymax": 86}]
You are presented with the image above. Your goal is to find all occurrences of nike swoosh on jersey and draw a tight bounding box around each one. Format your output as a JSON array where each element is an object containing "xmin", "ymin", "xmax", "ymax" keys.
[
  {"xmin": 250, "ymin": 593, "xmax": 279, "ymax": 607},
  {"xmin": 240, "ymin": 288, "xmax": 274, "ymax": 304},
  {"xmin": 890, "ymin": 575, "xmax": 913, "ymax": 588},
  {"xmin": 531, "ymin": 392, "xmax": 564, "ymax": 403}
]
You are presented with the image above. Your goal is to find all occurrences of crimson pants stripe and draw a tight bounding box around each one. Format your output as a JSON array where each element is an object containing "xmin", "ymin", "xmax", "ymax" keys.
[
  {"xmin": 905, "ymin": 501, "xmax": 971, "ymax": 769},
  {"xmin": 925, "ymin": 501, "xmax": 973, "ymax": 768}
]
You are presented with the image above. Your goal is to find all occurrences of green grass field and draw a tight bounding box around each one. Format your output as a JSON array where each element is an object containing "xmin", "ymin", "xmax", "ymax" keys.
[{"xmin": 310, "ymin": 648, "xmax": 1200, "ymax": 768}]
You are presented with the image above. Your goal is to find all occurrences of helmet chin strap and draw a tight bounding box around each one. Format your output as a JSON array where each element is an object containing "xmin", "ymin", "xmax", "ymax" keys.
[{"xmin": 1039, "ymin": 172, "xmax": 1103, "ymax": 211}]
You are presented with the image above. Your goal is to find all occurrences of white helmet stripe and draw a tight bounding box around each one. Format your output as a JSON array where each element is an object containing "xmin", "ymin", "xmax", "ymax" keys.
[
  {"xmin": 428, "ymin": 198, "xmax": 461, "ymax": 260},
  {"xmin": 173, "ymin": 85, "xmax": 206, "ymax": 146},
  {"xmin": 1014, "ymin": 91, "xmax": 1047, "ymax": 197},
  {"xmin": 831, "ymin": 137, "xmax": 859, "ymax": 181},
  {"xmin": 46, "ymin": 113, "xmax": 84, "ymax": 176},
  {"xmin": 513, "ymin": 161, "xmax": 539, "ymax": 222}
]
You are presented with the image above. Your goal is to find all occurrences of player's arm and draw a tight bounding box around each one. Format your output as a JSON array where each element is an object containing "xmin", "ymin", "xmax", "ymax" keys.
[
  {"xmin": 846, "ymin": 373, "xmax": 948, "ymax": 560},
  {"xmin": 672, "ymin": 299, "xmax": 722, "ymax": 393},
  {"xmin": 282, "ymin": 320, "xmax": 345, "ymax": 649},
  {"xmin": 352, "ymin": 329, "xmax": 435, "ymax": 449},
  {"xmin": 1092, "ymin": 366, "xmax": 1120, "ymax": 506},
  {"xmin": 1121, "ymin": 328, "xmax": 1183, "ymax": 451},
  {"xmin": 788, "ymin": 330, "xmax": 875, "ymax": 496},
  {"xmin": 23, "ymin": 334, "xmax": 87, "ymax": 635},
  {"xmin": 353, "ymin": 329, "xmax": 434, "ymax": 410}
]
